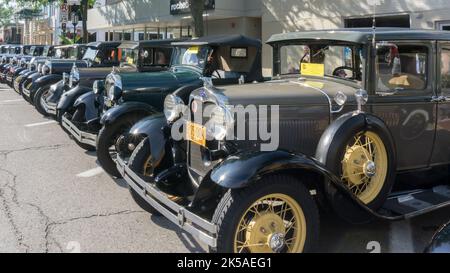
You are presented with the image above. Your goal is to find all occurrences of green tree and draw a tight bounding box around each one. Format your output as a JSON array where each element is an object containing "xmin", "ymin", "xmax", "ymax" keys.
[
  {"xmin": 189, "ymin": 0, "xmax": 205, "ymax": 37},
  {"xmin": 0, "ymin": 2, "xmax": 13, "ymax": 27}
]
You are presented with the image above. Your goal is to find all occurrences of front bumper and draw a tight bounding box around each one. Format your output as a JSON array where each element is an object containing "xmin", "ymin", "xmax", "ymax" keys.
[
  {"xmin": 41, "ymin": 96, "xmax": 57, "ymax": 115},
  {"xmin": 116, "ymin": 156, "xmax": 218, "ymax": 247},
  {"xmin": 61, "ymin": 114, "xmax": 98, "ymax": 147}
]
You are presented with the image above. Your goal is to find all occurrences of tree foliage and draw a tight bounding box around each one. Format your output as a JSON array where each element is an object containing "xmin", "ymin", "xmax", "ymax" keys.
[{"xmin": 0, "ymin": 2, "xmax": 14, "ymax": 27}]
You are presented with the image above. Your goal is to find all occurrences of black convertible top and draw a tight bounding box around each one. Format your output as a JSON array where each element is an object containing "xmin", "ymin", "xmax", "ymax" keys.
[
  {"xmin": 172, "ymin": 34, "xmax": 261, "ymax": 48},
  {"xmin": 118, "ymin": 39, "xmax": 182, "ymax": 50},
  {"xmin": 267, "ymin": 28, "xmax": 450, "ymax": 45}
]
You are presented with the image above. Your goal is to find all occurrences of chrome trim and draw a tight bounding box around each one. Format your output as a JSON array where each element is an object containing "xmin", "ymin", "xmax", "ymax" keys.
[
  {"xmin": 61, "ymin": 115, "xmax": 97, "ymax": 147},
  {"xmin": 41, "ymin": 97, "xmax": 57, "ymax": 115},
  {"xmin": 117, "ymin": 156, "xmax": 218, "ymax": 247}
]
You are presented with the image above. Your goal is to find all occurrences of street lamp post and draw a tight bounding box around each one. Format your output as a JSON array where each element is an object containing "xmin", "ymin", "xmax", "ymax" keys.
[{"xmin": 71, "ymin": 12, "xmax": 79, "ymax": 43}]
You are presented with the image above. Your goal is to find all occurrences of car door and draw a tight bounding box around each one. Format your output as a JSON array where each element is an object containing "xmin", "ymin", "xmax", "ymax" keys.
[
  {"xmin": 369, "ymin": 40, "xmax": 437, "ymax": 171},
  {"xmin": 430, "ymin": 42, "xmax": 450, "ymax": 165}
]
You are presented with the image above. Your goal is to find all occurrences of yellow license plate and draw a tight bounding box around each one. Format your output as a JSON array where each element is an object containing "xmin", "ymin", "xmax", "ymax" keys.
[{"xmin": 186, "ymin": 122, "xmax": 206, "ymax": 147}]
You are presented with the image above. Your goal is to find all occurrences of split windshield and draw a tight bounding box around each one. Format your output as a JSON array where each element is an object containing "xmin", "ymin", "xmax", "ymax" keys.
[
  {"xmin": 119, "ymin": 48, "xmax": 139, "ymax": 66},
  {"xmin": 83, "ymin": 47, "xmax": 99, "ymax": 62},
  {"xmin": 278, "ymin": 42, "xmax": 363, "ymax": 84},
  {"xmin": 171, "ymin": 46, "xmax": 210, "ymax": 70}
]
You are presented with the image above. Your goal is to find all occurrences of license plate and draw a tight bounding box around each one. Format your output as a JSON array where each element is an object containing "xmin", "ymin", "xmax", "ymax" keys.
[{"xmin": 186, "ymin": 122, "xmax": 206, "ymax": 147}]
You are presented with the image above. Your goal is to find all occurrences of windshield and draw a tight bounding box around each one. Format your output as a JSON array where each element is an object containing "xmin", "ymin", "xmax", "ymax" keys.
[
  {"xmin": 278, "ymin": 43, "xmax": 363, "ymax": 84},
  {"xmin": 83, "ymin": 47, "xmax": 99, "ymax": 62},
  {"xmin": 0, "ymin": 47, "xmax": 6, "ymax": 54},
  {"xmin": 171, "ymin": 46, "xmax": 210, "ymax": 70},
  {"xmin": 119, "ymin": 48, "xmax": 139, "ymax": 66},
  {"xmin": 23, "ymin": 46, "xmax": 32, "ymax": 55},
  {"xmin": 42, "ymin": 46, "xmax": 51, "ymax": 57}
]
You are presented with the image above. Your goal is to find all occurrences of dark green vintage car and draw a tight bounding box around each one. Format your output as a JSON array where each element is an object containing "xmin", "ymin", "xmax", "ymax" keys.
[
  {"xmin": 117, "ymin": 28, "xmax": 450, "ymax": 253},
  {"xmin": 61, "ymin": 35, "xmax": 263, "ymax": 178}
]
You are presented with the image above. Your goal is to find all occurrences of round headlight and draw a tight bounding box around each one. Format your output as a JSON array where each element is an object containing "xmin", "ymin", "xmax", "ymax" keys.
[
  {"xmin": 164, "ymin": 94, "xmax": 185, "ymax": 123},
  {"xmin": 42, "ymin": 64, "xmax": 50, "ymax": 75},
  {"xmin": 93, "ymin": 80, "xmax": 105, "ymax": 95},
  {"xmin": 334, "ymin": 91, "xmax": 347, "ymax": 106},
  {"xmin": 107, "ymin": 85, "xmax": 122, "ymax": 101},
  {"xmin": 206, "ymin": 105, "xmax": 234, "ymax": 141}
]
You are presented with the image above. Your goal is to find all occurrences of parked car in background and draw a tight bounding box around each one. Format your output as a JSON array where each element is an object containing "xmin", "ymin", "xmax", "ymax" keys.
[
  {"xmin": 13, "ymin": 45, "xmax": 56, "ymax": 94},
  {"xmin": 38, "ymin": 39, "xmax": 177, "ymax": 121},
  {"xmin": 21, "ymin": 41, "xmax": 120, "ymax": 104},
  {"xmin": 0, "ymin": 45, "xmax": 27, "ymax": 82},
  {"xmin": 5, "ymin": 45, "xmax": 48, "ymax": 86},
  {"xmin": 116, "ymin": 29, "xmax": 450, "ymax": 253},
  {"xmin": 62, "ymin": 35, "xmax": 262, "ymax": 178},
  {"xmin": 16, "ymin": 44, "xmax": 87, "ymax": 96},
  {"xmin": 53, "ymin": 40, "xmax": 175, "ymax": 150}
]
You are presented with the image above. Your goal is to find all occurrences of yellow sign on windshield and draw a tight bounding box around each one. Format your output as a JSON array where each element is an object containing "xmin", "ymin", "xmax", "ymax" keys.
[
  {"xmin": 301, "ymin": 63, "xmax": 325, "ymax": 77},
  {"xmin": 187, "ymin": 46, "xmax": 199, "ymax": 54},
  {"xmin": 126, "ymin": 57, "xmax": 134, "ymax": 65}
]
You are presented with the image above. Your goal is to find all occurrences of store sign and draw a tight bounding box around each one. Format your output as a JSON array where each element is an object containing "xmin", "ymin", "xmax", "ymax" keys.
[{"xmin": 170, "ymin": 0, "xmax": 215, "ymax": 15}]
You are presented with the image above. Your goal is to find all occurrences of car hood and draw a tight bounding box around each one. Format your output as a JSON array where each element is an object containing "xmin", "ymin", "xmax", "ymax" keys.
[
  {"xmin": 120, "ymin": 68, "xmax": 201, "ymax": 91},
  {"xmin": 78, "ymin": 66, "xmax": 134, "ymax": 79},
  {"xmin": 217, "ymin": 78, "xmax": 359, "ymax": 107}
]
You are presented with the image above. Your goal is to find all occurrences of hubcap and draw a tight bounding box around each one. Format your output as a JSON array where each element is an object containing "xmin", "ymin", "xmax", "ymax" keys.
[
  {"xmin": 341, "ymin": 132, "xmax": 388, "ymax": 204},
  {"xmin": 234, "ymin": 194, "xmax": 307, "ymax": 253}
]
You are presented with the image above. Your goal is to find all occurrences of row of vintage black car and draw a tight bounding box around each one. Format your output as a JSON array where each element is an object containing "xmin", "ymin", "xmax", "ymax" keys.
[{"xmin": 1, "ymin": 29, "xmax": 449, "ymax": 253}]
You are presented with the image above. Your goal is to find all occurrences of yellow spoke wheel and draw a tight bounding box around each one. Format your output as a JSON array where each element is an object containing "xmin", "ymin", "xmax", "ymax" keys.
[
  {"xmin": 341, "ymin": 131, "xmax": 388, "ymax": 204},
  {"xmin": 233, "ymin": 194, "xmax": 307, "ymax": 253}
]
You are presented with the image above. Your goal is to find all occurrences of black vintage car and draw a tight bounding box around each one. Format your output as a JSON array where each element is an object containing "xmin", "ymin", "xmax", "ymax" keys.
[
  {"xmin": 6, "ymin": 45, "xmax": 50, "ymax": 87},
  {"xmin": 22, "ymin": 42, "xmax": 120, "ymax": 104},
  {"xmin": 38, "ymin": 39, "xmax": 177, "ymax": 120},
  {"xmin": 13, "ymin": 45, "xmax": 56, "ymax": 94},
  {"xmin": 116, "ymin": 28, "xmax": 450, "ymax": 253},
  {"xmin": 56, "ymin": 40, "xmax": 179, "ymax": 151},
  {"xmin": 0, "ymin": 45, "xmax": 29, "ymax": 83},
  {"xmin": 61, "ymin": 35, "xmax": 262, "ymax": 178},
  {"xmin": 16, "ymin": 44, "xmax": 87, "ymax": 96}
]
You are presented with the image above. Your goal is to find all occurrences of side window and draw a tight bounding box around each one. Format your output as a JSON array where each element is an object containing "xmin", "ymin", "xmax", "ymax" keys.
[
  {"xmin": 440, "ymin": 46, "xmax": 450, "ymax": 91},
  {"xmin": 376, "ymin": 43, "xmax": 428, "ymax": 92},
  {"xmin": 102, "ymin": 47, "xmax": 119, "ymax": 64},
  {"xmin": 153, "ymin": 48, "xmax": 171, "ymax": 66}
]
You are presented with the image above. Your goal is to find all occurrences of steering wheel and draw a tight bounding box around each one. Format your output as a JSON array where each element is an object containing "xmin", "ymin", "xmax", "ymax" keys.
[{"xmin": 332, "ymin": 66, "xmax": 355, "ymax": 79}]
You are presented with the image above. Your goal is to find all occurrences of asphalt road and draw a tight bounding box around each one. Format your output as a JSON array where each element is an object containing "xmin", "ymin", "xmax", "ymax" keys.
[{"xmin": 0, "ymin": 83, "xmax": 449, "ymax": 253}]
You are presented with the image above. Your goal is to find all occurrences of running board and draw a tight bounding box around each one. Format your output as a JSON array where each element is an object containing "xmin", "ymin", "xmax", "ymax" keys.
[{"xmin": 378, "ymin": 185, "xmax": 450, "ymax": 219}]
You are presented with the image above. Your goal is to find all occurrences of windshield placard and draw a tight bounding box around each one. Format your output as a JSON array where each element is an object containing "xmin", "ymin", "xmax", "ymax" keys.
[{"xmin": 301, "ymin": 63, "xmax": 325, "ymax": 77}]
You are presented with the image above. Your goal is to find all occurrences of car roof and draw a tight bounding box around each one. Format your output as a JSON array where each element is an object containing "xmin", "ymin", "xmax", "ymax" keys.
[
  {"xmin": 172, "ymin": 34, "xmax": 261, "ymax": 48},
  {"xmin": 54, "ymin": 44, "xmax": 86, "ymax": 49},
  {"xmin": 87, "ymin": 41, "xmax": 122, "ymax": 48},
  {"xmin": 267, "ymin": 28, "xmax": 450, "ymax": 44},
  {"xmin": 118, "ymin": 39, "xmax": 182, "ymax": 49}
]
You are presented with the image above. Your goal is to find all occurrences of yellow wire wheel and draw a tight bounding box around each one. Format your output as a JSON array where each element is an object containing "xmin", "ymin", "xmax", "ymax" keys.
[
  {"xmin": 341, "ymin": 131, "xmax": 388, "ymax": 204},
  {"xmin": 233, "ymin": 193, "xmax": 307, "ymax": 253}
]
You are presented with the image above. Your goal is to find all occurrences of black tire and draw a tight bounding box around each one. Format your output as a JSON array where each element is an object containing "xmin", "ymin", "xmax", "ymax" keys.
[
  {"xmin": 33, "ymin": 87, "xmax": 50, "ymax": 116},
  {"xmin": 211, "ymin": 175, "xmax": 319, "ymax": 253},
  {"xmin": 97, "ymin": 114, "xmax": 144, "ymax": 178},
  {"xmin": 326, "ymin": 126, "xmax": 396, "ymax": 210}
]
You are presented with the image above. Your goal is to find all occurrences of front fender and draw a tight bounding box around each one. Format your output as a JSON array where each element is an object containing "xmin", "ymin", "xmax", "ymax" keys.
[
  {"xmin": 100, "ymin": 102, "xmax": 157, "ymax": 126},
  {"xmin": 210, "ymin": 150, "xmax": 339, "ymax": 190},
  {"xmin": 209, "ymin": 149, "xmax": 398, "ymax": 222},
  {"xmin": 30, "ymin": 74, "xmax": 62, "ymax": 97},
  {"xmin": 73, "ymin": 91, "xmax": 99, "ymax": 121},
  {"xmin": 131, "ymin": 114, "xmax": 168, "ymax": 167},
  {"xmin": 57, "ymin": 85, "xmax": 93, "ymax": 112},
  {"xmin": 45, "ymin": 80, "xmax": 66, "ymax": 104}
]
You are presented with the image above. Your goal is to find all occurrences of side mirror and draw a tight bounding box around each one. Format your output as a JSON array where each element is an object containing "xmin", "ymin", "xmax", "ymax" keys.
[{"xmin": 425, "ymin": 222, "xmax": 450, "ymax": 253}]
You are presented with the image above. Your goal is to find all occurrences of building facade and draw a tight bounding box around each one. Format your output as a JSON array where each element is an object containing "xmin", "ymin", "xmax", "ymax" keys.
[{"xmin": 86, "ymin": 0, "xmax": 450, "ymax": 76}]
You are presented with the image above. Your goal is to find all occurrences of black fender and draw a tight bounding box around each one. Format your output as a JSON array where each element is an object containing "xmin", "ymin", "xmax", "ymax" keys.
[
  {"xmin": 72, "ymin": 91, "xmax": 99, "ymax": 122},
  {"xmin": 131, "ymin": 114, "xmax": 168, "ymax": 168},
  {"xmin": 425, "ymin": 222, "xmax": 450, "ymax": 253},
  {"xmin": 45, "ymin": 80, "xmax": 66, "ymax": 104},
  {"xmin": 208, "ymin": 149, "xmax": 397, "ymax": 222},
  {"xmin": 57, "ymin": 85, "xmax": 93, "ymax": 114},
  {"xmin": 100, "ymin": 102, "xmax": 157, "ymax": 126},
  {"xmin": 315, "ymin": 111, "xmax": 397, "ymax": 213},
  {"xmin": 30, "ymin": 74, "xmax": 62, "ymax": 99},
  {"xmin": 172, "ymin": 84, "xmax": 203, "ymax": 104}
]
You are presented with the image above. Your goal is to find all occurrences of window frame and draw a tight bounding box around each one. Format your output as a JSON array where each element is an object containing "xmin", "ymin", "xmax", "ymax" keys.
[
  {"xmin": 438, "ymin": 42, "xmax": 450, "ymax": 95},
  {"xmin": 373, "ymin": 40, "xmax": 434, "ymax": 97}
]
